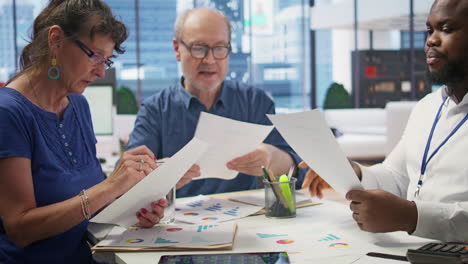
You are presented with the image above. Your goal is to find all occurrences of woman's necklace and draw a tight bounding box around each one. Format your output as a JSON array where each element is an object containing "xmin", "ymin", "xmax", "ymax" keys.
[
  {"xmin": 29, "ymin": 79, "xmax": 46, "ymax": 110},
  {"xmin": 26, "ymin": 75, "xmax": 67, "ymax": 115}
]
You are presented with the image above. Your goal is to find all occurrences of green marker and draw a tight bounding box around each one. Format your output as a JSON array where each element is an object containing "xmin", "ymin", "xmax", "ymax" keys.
[{"xmin": 279, "ymin": 174, "xmax": 295, "ymax": 213}]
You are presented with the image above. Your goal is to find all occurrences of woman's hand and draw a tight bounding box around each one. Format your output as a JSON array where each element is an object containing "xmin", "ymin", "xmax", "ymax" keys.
[
  {"xmin": 298, "ymin": 161, "xmax": 331, "ymax": 198},
  {"xmin": 106, "ymin": 145, "xmax": 158, "ymax": 197},
  {"xmin": 136, "ymin": 199, "xmax": 167, "ymax": 228}
]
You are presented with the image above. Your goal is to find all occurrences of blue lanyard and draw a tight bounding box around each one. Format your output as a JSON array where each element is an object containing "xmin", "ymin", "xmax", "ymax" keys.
[{"xmin": 416, "ymin": 97, "xmax": 468, "ymax": 196}]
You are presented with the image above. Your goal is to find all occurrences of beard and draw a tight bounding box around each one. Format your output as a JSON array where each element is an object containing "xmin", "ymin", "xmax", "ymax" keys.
[{"xmin": 426, "ymin": 57, "xmax": 468, "ymax": 85}]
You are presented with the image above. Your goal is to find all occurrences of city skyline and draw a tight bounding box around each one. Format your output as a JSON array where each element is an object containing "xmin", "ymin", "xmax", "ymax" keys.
[{"xmin": 0, "ymin": 0, "xmax": 316, "ymax": 111}]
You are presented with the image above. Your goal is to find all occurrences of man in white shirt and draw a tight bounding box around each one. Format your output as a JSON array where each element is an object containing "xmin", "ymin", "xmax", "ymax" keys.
[{"xmin": 301, "ymin": 0, "xmax": 468, "ymax": 242}]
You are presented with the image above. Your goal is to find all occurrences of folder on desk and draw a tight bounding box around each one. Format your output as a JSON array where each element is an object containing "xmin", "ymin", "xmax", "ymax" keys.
[{"xmin": 92, "ymin": 222, "xmax": 237, "ymax": 252}]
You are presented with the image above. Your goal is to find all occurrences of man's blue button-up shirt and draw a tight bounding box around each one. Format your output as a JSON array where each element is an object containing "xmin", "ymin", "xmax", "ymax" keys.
[{"xmin": 127, "ymin": 78, "xmax": 303, "ymax": 197}]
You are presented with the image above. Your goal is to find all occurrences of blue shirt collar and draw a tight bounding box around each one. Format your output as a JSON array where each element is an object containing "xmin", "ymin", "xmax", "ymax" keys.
[{"xmin": 178, "ymin": 76, "xmax": 226, "ymax": 110}]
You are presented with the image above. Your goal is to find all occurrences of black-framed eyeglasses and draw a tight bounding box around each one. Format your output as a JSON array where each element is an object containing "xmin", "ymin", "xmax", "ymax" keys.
[
  {"xmin": 74, "ymin": 40, "xmax": 114, "ymax": 70},
  {"xmin": 179, "ymin": 40, "xmax": 231, "ymax": 60}
]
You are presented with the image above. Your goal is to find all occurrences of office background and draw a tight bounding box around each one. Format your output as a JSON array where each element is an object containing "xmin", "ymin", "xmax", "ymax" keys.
[{"xmin": 0, "ymin": 0, "xmax": 433, "ymax": 113}]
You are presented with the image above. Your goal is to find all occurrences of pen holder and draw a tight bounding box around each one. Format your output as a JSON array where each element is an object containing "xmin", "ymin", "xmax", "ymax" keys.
[{"xmin": 263, "ymin": 178, "xmax": 296, "ymax": 218}]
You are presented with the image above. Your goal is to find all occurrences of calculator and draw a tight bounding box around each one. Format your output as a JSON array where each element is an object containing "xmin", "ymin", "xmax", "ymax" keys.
[{"xmin": 406, "ymin": 242, "xmax": 468, "ymax": 264}]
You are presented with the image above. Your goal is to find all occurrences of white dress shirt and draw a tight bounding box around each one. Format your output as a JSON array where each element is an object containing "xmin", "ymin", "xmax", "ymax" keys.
[{"xmin": 360, "ymin": 87, "xmax": 468, "ymax": 242}]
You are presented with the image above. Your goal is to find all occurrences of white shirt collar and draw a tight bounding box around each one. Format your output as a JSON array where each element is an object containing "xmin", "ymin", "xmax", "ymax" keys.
[{"xmin": 441, "ymin": 85, "xmax": 468, "ymax": 106}]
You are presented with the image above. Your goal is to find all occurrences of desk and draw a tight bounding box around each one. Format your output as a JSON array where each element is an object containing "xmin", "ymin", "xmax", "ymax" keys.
[{"xmin": 94, "ymin": 190, "xmax": 436, "ymax": 264}]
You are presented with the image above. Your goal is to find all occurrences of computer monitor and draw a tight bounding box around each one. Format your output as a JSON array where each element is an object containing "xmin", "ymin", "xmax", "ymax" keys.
[
  {"xmin": 82, "ymin": 68, "xmax": 119, "ymax": 158},
  {"xmin": 82, "ymin": 84, "xmax": 114, "ymax": 135},
  {"xmin": 82, "ymin": 84, "xmax": 119, "ymax": 159}
]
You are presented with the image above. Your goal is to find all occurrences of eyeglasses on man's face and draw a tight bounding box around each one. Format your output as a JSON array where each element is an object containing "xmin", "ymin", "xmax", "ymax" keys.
[
  {"xmin": 179, "ymin": 40, "xmax": 231, "ymax": 60},
  {"xmin": 74, "ymin": 40, "xmax": 114, "ymax": 70}
]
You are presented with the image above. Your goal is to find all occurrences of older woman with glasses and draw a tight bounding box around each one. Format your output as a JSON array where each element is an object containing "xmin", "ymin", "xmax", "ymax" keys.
[{"xmin": 0, "ymin": 1, "xmax": 165, "ymax": 263}]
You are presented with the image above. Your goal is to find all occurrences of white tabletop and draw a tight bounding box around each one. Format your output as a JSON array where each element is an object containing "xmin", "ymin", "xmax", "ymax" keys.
[{"xmin": 104, "ymin": 192, "xmax": 436, "ymax": 264}]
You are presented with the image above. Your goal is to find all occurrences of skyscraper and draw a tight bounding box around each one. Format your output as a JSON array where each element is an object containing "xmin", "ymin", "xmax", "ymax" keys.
[
  {"xmin": 104, "ymin": 0, "xmax": 178, "ymax": 99},
  {"xmin": 196, "ymin": 0, "xmax": 250, "ymax": 83},
  {"xmin": 0, "ymin": 3, "xmax": 34, "ymax": 81}
]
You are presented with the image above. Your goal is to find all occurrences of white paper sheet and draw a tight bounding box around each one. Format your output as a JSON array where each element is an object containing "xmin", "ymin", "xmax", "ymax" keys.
[
  {"xmin": 174, "ymin": 196, "xmax": 263, "ymax": 224},
  {"xmin": 96, "ymin": 222, "xmax": 236, "ymax": 248},
  {"xmin": 237, "ymin": 225, "xmax": 373, "ymax": 260},
  {"xmin": 194, "ymin": 112, "xmax": 274, "ymax": 179},
  {"xmin": 91, "ymin": 138, "xmax": 208, "ymax": 227},
  {"xmin": 267, "ymin": 110, "xmax": 363, "ymax": 196}
]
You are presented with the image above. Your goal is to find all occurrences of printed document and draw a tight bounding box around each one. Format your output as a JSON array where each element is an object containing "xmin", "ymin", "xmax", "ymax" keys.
[
  {"xmin": 194, "ymin": 112, "xmax": 273, "ymax": 180},
  {"xmin": 91, "ymin": 138, "xmax": 208, "ymax": 227},
  {"xmin": 267, "ymin": 110, "xmax": 363, "ymax": 196}
]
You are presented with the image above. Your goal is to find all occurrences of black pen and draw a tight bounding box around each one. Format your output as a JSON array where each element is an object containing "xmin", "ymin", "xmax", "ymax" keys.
[
  {"xmin": 366, "ymin": 252, "xmax": 408, "ymax": 262},
  {"xmin": 261, "ymin": 166, "xmax": 271, "ymax": 182}
]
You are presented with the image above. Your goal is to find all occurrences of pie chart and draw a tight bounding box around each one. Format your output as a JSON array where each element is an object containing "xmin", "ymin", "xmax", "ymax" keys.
[
  {"xmin": 184, "ymin": 212, "xmax": 199, "ymax": 216},
  {"xmin": 276, "ymin": 239, "xmax": 294, "ymax": 244},
  {"xmin": 126, "ymin": 238, "xmax": 144, "ymax": 243},
  {"xmin": 329, "ymin": 243, "xmax": 349, "ymax": 248}
]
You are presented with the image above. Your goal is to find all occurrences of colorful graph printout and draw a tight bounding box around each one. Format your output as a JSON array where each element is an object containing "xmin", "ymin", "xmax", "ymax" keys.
[
  {"xmin": 329, "ymin": 243, "xmax": 349, "ymax": 248},
  {"xmin": 318, "ymin": 234, "xmax": 340, "ymax": 241},
  {"xmin": 175, "ymin": 196, "xmax": 262, "ymax": 224},
  {"xmin": 166, "ymin": 228, "xmax": 183, "ymax": 232},
  {"xmin": 197, "ymin": 225, "xmax": 219, "ymax": 232},
  {"xmin": 277, "ymin": 239, "xmax": 295, "ymax": 245},
  {"xmin": 96, "ymin": 222, "xmax": 236, "ymax": 249},
  {"xmin": 257, "ymin": 233, "xmax": 287, "ymax": 239},
  {"xmin": 154, "ymin": 237, "xmax": 178, "ymax": 244},
  {"xmin": 187, "ymin": 200, "xmax": 205, "ymax": 207},
  {"xmin": 202, "ymin": 217, "xmax": 218, "ymax": 221},
  {"xmin": 184, "ymin": 213, "xmax": 199, "ymax": 216},
  {"xmin": 223, "ymin": 207, "xmax": 240, "ymax": 216},
  {"xmin": 126, "ymin": 238, "xmax": 144, "ymax": 243}
]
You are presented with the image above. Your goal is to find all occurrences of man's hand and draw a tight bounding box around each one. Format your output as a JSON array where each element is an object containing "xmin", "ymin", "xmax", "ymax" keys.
[
  {"xmin": 176, "ymin": 164, "xmax": 201, "ymax": 189},
  {"xmin": 346, "ymin": 189, "xmax": 417, "ymax": 233},
  {"xmin": 226, "ymin": 144, "xmax": 271, "ymax": 176},
  {"xmin": 298, "ymin": 161, "xmax": 331, "ymax": 198}
]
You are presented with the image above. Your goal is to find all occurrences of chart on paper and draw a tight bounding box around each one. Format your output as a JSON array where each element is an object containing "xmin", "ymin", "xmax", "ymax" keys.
[{"xmin": 175, "ymin": 195, "xmax": 262, "ymax": 224}]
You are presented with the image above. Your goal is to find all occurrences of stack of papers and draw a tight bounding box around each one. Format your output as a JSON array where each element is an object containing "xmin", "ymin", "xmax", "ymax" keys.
[{"xmin": 93, "ymin": 222, "xmax": 237, "ymax": 252}]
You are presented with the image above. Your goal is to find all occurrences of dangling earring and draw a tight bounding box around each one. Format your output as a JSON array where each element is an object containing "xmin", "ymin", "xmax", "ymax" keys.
[{"xmin": 47, "ymin": 57, "xmax": 60, "ymax": 80}]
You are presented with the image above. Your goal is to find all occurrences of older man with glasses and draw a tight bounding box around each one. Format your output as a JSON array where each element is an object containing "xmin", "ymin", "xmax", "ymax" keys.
[{"xmin": 126, "ymin": 8, "xmax": 304, "ymax": 197}]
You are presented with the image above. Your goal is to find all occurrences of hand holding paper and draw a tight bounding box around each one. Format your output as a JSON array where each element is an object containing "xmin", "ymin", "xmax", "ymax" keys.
[
  {"xmin": 299, "ymin": 161, "xmax": 331, "ymax": 198},
  {"xmin": 91, "ymin": 138, "xmax": 208, "ymax": 227},
  {"xmin": 226, "ymin": 143, "xmax": 272, "ymax": 176},
  {"xmin": 194, "ymin": 112, "xmax": 274, "ymax": 180},
  {"xmin": 267, "ymin": 110, "xmax": 363, "ymax": 197}
]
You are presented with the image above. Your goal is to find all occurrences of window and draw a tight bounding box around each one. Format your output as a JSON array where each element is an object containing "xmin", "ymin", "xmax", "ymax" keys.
[
  {"xmin": 106, "ymin": 0, "xmax": 311, "ymax": 113},
  {"xmin": 1, "ymin": 1, "xmax": 434, "ymax": 112},
  {"xmin": 311, "ymin": 0, "xmax": 433, "ymax": 108}
]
